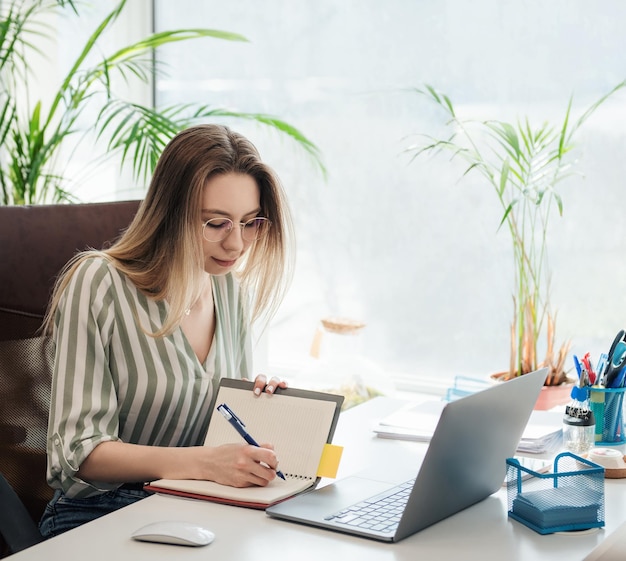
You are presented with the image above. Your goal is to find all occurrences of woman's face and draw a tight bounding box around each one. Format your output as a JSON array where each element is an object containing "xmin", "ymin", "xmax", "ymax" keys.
[{"xmin": 200, "ymin": 172, "xmax": 261, "ymax": 275}]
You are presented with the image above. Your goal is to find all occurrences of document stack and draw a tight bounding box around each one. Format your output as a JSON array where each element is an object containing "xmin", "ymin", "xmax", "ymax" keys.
[{"xmin": 374, "ymin": 402, "xmax": 562, "ymax": 454}]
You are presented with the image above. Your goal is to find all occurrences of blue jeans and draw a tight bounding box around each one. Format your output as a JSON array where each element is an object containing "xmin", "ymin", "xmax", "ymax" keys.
[{"xmin": 39, "ymin": 487, "xmax": 152, "ymax": 538}]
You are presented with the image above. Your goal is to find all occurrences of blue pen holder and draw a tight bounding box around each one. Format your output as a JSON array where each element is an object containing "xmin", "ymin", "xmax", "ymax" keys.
[
  {"xmin": 589, "ymin": 387, "xmax": 626, "ymax": 445},
  {"xmin": 506, "ymin": 452, "xmax": 605, "ymax": 534}
]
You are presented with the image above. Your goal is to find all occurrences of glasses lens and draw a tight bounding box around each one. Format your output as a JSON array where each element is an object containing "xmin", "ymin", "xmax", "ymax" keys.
[
  {"xmin": 242, "ymin": 217, "xmax": 271, "ymax": 241},
  {"xmin": 202, "ymin": 218, "xmax": 233, "ymax": 242},
  {"xmin": 202, "ymin": 217, "xmax": 271, "ymax": 242}
]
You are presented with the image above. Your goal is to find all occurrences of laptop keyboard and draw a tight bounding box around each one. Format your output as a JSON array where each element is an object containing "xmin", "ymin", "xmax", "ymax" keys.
[{"xmin": 324, "ymin": 479, "xmax": 415, "ymax": 534}]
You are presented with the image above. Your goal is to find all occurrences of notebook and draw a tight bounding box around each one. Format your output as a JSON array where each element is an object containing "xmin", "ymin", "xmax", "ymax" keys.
[
  {"xmin": 145, "ymin": 379, "xmax": 344, "ymax": 508},
  {"xmin": 266, "ymin": 367, "xmax": 548, "ymax": 542}
]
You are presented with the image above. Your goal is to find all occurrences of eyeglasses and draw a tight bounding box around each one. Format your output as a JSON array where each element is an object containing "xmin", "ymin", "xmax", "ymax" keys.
[{"xmin": 202, "ymin": 217, "xmax": 271, "ymax": 243}]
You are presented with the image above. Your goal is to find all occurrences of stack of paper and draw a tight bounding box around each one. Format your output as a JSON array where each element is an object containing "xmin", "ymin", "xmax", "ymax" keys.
[
  {"xmin": 512, "ymin": 487, "xmax": 602, "ymax": 529},
  {"xmin": 515, "ymin": 410, "xmax": 563, "ymax": 454},
  {"xmin": 373, "ymin": 401, "xmax": 445, "ymax": 443},
  {"xmin": 373, "ymin": 401, "xmax": 563, "ymax": 454}
]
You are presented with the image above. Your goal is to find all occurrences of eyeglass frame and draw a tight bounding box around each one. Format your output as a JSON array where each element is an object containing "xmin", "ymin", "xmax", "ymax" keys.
[{"xmin": 201, "ymin": 216, "xmax": 272, "ymax": 243}]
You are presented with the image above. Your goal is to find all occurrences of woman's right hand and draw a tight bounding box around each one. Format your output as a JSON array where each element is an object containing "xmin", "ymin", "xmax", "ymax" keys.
[{"xmin": 194, "ymin": 443, "xmax": 279, "ymax": 487}]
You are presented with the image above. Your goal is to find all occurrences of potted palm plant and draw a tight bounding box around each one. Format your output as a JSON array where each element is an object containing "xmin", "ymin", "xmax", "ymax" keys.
[
  {"xmin": 0, "ymin": 0, "xmax": 323, "ymax": 205},
  {"xmin": 406, "ymin": 83, "xmax": 624, "ymax": 402}
]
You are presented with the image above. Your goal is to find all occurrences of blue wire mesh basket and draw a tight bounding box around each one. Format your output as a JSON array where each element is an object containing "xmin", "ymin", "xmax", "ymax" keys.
[{"xmin": 505, "ymin": 452, "xmax": 605, "ymax": 534}]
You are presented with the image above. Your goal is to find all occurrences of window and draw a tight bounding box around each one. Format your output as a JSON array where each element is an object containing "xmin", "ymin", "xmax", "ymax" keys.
[
  {"xmin": 147, "ymin": 1, "xmax": 626, "ymax": 393},
  {"xmin": 36, "ymin": 1, "xmax": 154, "ymax": 202}
]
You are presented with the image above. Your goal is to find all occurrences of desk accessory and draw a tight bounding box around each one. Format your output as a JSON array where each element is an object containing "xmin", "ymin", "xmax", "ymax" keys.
[
  {"xmin": 145, "ymin": 379, "xmax": 344, "ymax": 508},
  {"xmin": 506, "ymin": 452, "xmax": 605, "ymax": 534},
  {"xmin": 444, "ymin": 376, "xmax": 490, "ymax": 401},
  {"xmin": 562, "ymin": 410, "xmax": 595, "ymax": 454},
  {"xmin": 563, "ymin": 367, "xmax": 595, "ymax": 454},
  {"xmin": 587, "ymin": 448, "xmax": 626, "ymax": 479},
  {"xmin": 570, "ymin": 332, "xmax": 626, "ymax": 445}
]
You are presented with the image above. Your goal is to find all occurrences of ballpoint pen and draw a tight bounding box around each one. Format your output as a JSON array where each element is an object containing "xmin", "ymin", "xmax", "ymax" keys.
[
  {"xmin": 217, "ymin": 403, "xmax": 286, "ymax": 480},
  {"xmin": 595, "ymin": 353, "xmax": 608, "ymax": 386},
  {"xmin": 573, "ymin": 355, "xmax": 582, "ymax": 379}
]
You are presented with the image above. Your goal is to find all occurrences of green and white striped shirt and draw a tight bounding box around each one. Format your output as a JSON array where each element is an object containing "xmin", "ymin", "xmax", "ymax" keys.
[{"xmin": 46, "ymin": 256, "xmax": 252, "ymax": 498}]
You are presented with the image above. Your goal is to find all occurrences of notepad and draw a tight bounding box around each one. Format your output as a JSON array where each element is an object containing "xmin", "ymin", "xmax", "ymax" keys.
[
  {"xmin": 512, "ymin": 487, "xmax": 603, "ymax": 528},
  {"xmin": 145, "ymin": 379, "xmax": 344, "ymax": 509}
]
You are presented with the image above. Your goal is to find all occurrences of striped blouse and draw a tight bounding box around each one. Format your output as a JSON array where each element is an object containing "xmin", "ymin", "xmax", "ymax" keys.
[{"xmin": 46, "ymin": 256, "xmax": 252, "ymax": 498}]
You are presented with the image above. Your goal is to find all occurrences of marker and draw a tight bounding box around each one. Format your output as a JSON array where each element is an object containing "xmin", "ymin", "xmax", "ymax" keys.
[{"xmin": 217, "ymin": 403, "xmax": 286, "ymax": 480}]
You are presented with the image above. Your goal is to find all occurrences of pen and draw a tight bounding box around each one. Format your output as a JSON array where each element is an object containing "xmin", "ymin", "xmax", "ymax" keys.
[
  {"xmin": 596, "ymin": 353, "xmax": 608, "ymax": 386},
  {"xmin": 573, "ymin": 355, "xmax": 582, "ymax": 378},
  {"xmin": 217, "ymin": 403, "xmax": 286, "ymax": 480},
  {"xmin": 582, "ymin": 353, "xmax": 596, "ymax": 384}
]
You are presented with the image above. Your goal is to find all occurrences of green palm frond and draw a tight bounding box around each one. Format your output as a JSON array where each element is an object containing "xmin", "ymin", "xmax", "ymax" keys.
[
  {"xmin": 96, "ymin": 101, "xmax": 328, "ymax": 185},
  {"xmin": 0, "ymin": 0, "xmax": 324, "ymax": 205},
  {"xmin": 96, "ymin": 101, "xmax": 192, "ymax": 183}
]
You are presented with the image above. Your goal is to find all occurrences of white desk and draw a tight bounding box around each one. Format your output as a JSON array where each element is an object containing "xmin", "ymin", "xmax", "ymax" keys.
[{"xmin": 12, "ymin": 397, "xmax": 626, "ymax": 561}]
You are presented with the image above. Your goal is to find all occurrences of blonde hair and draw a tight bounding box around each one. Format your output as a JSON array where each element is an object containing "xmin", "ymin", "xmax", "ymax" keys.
[{"xmin": 44, "ymin": 124, "xmax": 294, "ymax": 337}]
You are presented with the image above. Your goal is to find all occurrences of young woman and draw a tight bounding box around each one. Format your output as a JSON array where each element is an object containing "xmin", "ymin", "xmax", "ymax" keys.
[{"xmin": 39, "ymin": 124, "xmax": 294, "ymax": 537}]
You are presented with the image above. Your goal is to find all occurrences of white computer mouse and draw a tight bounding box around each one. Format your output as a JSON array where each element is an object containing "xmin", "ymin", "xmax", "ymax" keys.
[{"xmin": 131, "ymin": 520, "xmax": 215, "ymax": 547}]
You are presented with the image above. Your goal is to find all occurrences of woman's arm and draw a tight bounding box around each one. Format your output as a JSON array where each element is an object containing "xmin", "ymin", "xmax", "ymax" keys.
[
  {"xmin": 78, "ymin": 374, "xmax": 287, "ymax": 488},
  {"xmin": 77, "ymin": 440, "xmax": 280, "ymax": 488}
]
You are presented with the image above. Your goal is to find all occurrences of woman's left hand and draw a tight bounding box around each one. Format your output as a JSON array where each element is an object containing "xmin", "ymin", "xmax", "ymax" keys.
[{"xmin": 252, "ymin": 374, "xmax": 287, "ymax": 396}]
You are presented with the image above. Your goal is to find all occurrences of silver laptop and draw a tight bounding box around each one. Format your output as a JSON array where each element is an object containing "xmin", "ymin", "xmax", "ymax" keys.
[{"xmin": 266, "ymin": 367, "xmax": 548, "ymax": 542}]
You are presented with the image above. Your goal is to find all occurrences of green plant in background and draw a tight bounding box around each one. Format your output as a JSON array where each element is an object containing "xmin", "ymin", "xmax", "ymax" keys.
[
  {"xmin": 0, "ymin": 0, "xmax": 324, "ymax": 205},
  {"xmin": 407, "ymin": 83, "xmax": 625, "ymax": 385}
]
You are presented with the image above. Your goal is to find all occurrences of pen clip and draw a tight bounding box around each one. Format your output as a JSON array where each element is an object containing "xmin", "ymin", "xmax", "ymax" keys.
[{"xmin": 217, "ymin": 403, "xmax": 245, "ymax": 427}]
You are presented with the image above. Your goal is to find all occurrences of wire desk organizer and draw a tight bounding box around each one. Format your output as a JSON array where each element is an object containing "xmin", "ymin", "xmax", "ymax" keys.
[{"xmin": 506, "ymin": 452, "xmax": 605, "ymax": 534}]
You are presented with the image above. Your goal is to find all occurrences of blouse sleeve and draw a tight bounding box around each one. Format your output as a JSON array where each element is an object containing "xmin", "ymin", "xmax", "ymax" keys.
[{"xmin": 46, "ymin": 257, "xmax": 121, "ymax": 497}]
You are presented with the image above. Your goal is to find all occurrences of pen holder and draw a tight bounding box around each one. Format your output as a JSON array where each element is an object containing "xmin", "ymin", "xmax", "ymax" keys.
[
  {"xmin": 505, "ymin": 452, "xmax": 605, "ymax": 534},
  {"xmin": 589, "ymin": 387, "xmax": 626, "ymax": 445}
]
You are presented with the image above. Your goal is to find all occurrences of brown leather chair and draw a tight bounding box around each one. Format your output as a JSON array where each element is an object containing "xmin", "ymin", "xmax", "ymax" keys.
[{"xmin": 0, "ymin": 201, "xmax": 140, "ymax": 556}]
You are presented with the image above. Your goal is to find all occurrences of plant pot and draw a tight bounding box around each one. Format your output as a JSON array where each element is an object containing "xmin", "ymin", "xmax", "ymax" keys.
[
  {"xmin": 534, "ymin": 382, "xmax": 574, "ymax": 410},
  {"xmin": 491, "ymin": 372, "xmax": 574, "ymax": 411}
]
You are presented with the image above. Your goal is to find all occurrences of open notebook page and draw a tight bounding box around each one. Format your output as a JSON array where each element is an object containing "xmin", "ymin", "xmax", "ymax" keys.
[
  {"xmin": 146, "ymin": 382, "xmax": 341, "ymax": 507},
  {"xmin": 205, "ymin": 385, "xmax": 338, "ymax": 479}
]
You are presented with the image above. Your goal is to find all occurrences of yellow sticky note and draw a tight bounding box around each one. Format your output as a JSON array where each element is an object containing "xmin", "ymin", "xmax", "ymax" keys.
[{"xmin": 316, "ymin": 443, "xmax": 343, "ymax": 478}]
